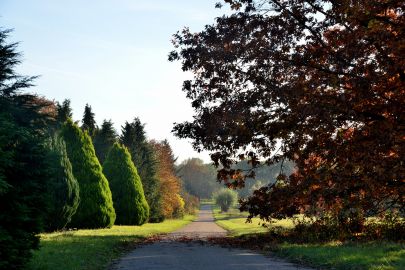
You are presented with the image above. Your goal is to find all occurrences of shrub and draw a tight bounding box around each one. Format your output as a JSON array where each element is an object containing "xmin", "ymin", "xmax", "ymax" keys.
[
  {"xmin": 43, "ymin": 134, "xmax": 80, "ymax": 231},
  {"xmin": 172, "ymin": 194, "xmax": 185, "ymax": 218},
  {"xmin": 182, "ymin": 191, "xmax": 200, "ymax": 214},
  {"xmin": 103, "ymin": 143, "xmax": 149, "ymax": 225},
  {"xmin": 61, "ymin": 119, "xmax": 115, "ymax": 228},
  {"xmin": 214, "ymin": 189, "xmax": 238, "ymax": 212}
]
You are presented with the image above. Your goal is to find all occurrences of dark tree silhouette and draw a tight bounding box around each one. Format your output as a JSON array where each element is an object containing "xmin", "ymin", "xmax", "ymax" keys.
[
  {"xmin": 44, "ymin": 134, "xmax": 80, "ymax": 232},
  {"xmin": 93, "ymin": 119, "xmax": 117, "ymax": 164},
  {"xmin": 81, "ymin": 103, "xmax": 97, "ymax": 137},
  {"xmin": 170, "ymin": 0, "xmax": 404, "ymax": 229},
  {"xmin": 120, "ymin": 118, "xmax": 164, "ymax": 222},
  {"xmin": 56, "ymin": 99, "xmax": 73, "ymax": 124},
  {"xmin": 0, "ymin": 29, "xmax": 52, "ymax": 269}
]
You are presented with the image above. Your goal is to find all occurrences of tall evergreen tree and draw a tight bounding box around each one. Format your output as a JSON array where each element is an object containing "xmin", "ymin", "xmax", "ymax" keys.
[
  {"xmin": 0, "ymin": 29, "xmax": 51, "ymax": 269},
  {"xmin": 81, "ymin": 103, "xmax": 97, "ymax": 137},
  {"xmin": 44, "ymin": 134, "xmax": 80, "ymax": 232},
  {"xmin": 103, "ymin": 143, "xmax": 149, "ymax": 225},
  {"xmin": 120, "ymin": 118, "xmax": 164, "ymax": 222},
  {"xmin": 61, "ymin": 119, "xmax": 115, "ymax": 228},
  {"xmin": 56, "ymin": 99, "xmax": 73, "ymax": 124},
  {"xmin": 93, "ymin": 119, "xmax": 117, "ymax": 164}
]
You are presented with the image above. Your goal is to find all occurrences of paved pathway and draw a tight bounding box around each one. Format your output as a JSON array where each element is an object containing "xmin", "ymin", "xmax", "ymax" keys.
[{"xmin": 112, "ymin": 205, "xmax": 313, "ymax": 270}]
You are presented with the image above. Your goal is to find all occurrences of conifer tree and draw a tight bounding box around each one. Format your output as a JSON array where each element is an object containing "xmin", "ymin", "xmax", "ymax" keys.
[
  {"xmin": 44, "ymin": 135, "xmax": 80, "ymax": 231},
  {"xmin": 93, "ymin": 119, "xmax": 117, "ymax": 164},
  {"xmin": 56, "ymin": 99, "xmax": 73, "ymax": 124},
  {"xmin": 61, "ymin": 119, "xmax": 115, "ymax": 228},
  {"xmin": 120, "ymin": 118, "xmax": 164, "ymax": 222},
  {"xmin": 0, "ymin": 29, "xmax": 52, "ymax": 269},
  {"xmin": 103, "ymin": 143, "xmax": 149, "ymax": 225},
  {"xmin": 81, "ymin": 103, "xmax": 97, "ymax": 137}
]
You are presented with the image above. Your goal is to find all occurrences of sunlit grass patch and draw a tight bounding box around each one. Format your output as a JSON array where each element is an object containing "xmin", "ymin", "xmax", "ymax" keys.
[
  {"xmin": 212, "ymin": 205, "xmax": 293, "ymax": 236},
  {"xmin": 212, "ymin": 206, "xmax": 404, "ymax": 270},
  {"xmin": 28, "ymin": 215, "xmax": 195, "ymax": 270},
  {"xmin": 277, "ymin": 242, "xmax": 405, "ymax": 270}
]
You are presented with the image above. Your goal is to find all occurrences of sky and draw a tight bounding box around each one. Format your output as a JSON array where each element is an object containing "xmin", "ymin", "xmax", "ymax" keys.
[{"xmin": 0, "ymin": 0, "xmax": 230, "ymax": 164}]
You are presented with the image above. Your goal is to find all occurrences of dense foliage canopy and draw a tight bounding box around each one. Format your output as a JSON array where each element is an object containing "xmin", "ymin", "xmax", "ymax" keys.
[
  {"xmin": 0, "ymin": 29, "xmax": 52, "ymax": 269},
  {"xmin": 103, "ymin": 143, "xmax": 149, "ymax": 225},
  {"xmin": 177, "ymin": 158, "xmax": 222, "ymax": 199},
  {"xmin": 120, "ymin": 118, "xmax": 164, "ymax": 222},
  {"xmin": 44, "ymin": 135, "xmax": 80, "ymax": 231},
  {"xmin": 170, "ymin": 0, "xmax": 404, "ymax": 228},
  {"xmin": 61, "ymin": 119, "xmax": 116, "ymax": 228},
  {"xmin": 214, "ymin": 188, "xmax": 238, "ymax": 212},
  {"xmin": 93, "ymin": 119, "xmax": 117, "ymax": 164},
  {"xmin": 151, "ymin": 140, "xmax": 185, "ymax": 218}
]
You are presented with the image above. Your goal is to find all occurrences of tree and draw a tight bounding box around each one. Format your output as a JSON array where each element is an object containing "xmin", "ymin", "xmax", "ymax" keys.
[
  {"xmin": 44, "ymin": 135, "xmax": 80, "ymax": 231},
  {"xmin": 56, "ymin": 99, "xmax": 73, "ymax": 124},
  {"xmin": 170, "ymin": 0, "xmax": 404, "ymax": 230},
  {"xmin": 61, "ymin": 119, "xmax": 115, "ymax": 228},
  {"xmin": 150, "ymin": 140, "xmax": 185, "ymax": 218},
  {"xmin": 177, "ymin": 158, "xmax": 222, "ymax": 199},
  {"xmin": 81, "ymin": 103, "xmax": 97, "ymax": 137},
  {"xmin": 234, "ymin": 160, "xmax": 295, "ymax": 198},
  {"xmin": 103, "ymin": 143, "xmax": 149, "ymax": 225},
  {"xmin": 93, "ymin": 119, "xmax": 117, "ymax": 164},
  {"xmin": 0, "ymin": 29, "xmax": 52, "ymax": 269},
  {"xmin": 213, "ymin": 189, "xmax": 238, "ymax": 212},
  {"xmin": 120, "ymin": 118, "xmax": 164, "ymax": 222}
]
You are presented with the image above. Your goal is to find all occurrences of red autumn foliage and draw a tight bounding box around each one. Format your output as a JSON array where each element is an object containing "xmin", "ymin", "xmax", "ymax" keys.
[{"xmin": 170, "ymin": 0, "xmax": 404, "ymax": 230}]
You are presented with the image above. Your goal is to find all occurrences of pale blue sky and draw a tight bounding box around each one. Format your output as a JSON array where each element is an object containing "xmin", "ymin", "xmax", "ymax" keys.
[{"xmin": 1, "ymin": 0, "xmax": 230, "ymax": 163}]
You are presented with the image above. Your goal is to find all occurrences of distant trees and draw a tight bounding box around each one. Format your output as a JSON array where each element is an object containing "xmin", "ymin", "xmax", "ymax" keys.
[
  {"xmin": 177, "ymin": 158, "xmax": 222, "ymax": 199},
  {"xmin": 81, "ymin": 103, "xmax": 97, "ymax": 137},
  {"xmin": 44, "ymin": 135, "xmax": 80, "ymax": 231},
  {"xmin": 120, "ymin": 119, "xmax": 164, "ymax": 222},
  {"xmin": 61, "ymin": 119, "xmax": 115, "ymax": 228},
  {"xmin": 93, "ymin": 119, "xmax": 117, "ymax": 164},
  {"xmin": 103, "ymin": 143, "xmax": 149, "ymax": 225},
  {"xmin": 170, "ymin": 0, "xmax": 405, "ymax": 230},
  {"xmin": 0, "ymin": 29, "xmax": 51, "ymax": 269},
  {"xmin": 151, "ymin": 140, "xmax": 185, "ymax": 218}
]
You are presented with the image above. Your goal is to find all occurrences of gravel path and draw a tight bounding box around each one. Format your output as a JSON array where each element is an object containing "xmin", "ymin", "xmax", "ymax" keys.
[{"xmin": 112, "ymin": 205, "xmax": 313, "ymax": 270}]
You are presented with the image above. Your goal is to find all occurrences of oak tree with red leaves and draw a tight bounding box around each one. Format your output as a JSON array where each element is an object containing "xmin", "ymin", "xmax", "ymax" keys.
[{"xmin": 170, "ymin": 0, "xmax": 404, "ymax": 231}]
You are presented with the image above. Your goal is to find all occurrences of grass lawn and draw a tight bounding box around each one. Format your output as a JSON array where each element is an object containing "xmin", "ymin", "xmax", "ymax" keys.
[
  {"xmin": 28, "ymin": 214, "xmax": 195, "ymax": 270},
  {"xmin": 212, "ymin": 205, "xmax": 405, "ymax": 270},
  {"xmin": 277, "ymin": 242, "xmax": 405, "ymax": 270},
  {"xmin": 212, "ymin": 205, "xmax": 294, "ymax": 236}
]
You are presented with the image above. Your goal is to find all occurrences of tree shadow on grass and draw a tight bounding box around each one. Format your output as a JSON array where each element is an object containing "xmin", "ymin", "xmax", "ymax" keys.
[{"xmin": 28, "ymin": 234, "xmax": 149, "ymax": 270}]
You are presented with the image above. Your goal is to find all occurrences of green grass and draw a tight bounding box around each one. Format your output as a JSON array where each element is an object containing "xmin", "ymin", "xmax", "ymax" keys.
[
  {"xmin": 200, "ymin": 198, "xmax": 214, "ymax": 205},
  {"xmin": 212, "ymin": 205, "xmax": 293, "ymax": 236},
  {"xmin": 212, "ymin": 205, "xmax": 405, "ymax": 270},
  {"xmin": 28, "ymin": 215, "xmax": 195, "ymax": 270},
  {"xmin": 277, "ymin": 242, "xmax": 405, "ymax": 270}
]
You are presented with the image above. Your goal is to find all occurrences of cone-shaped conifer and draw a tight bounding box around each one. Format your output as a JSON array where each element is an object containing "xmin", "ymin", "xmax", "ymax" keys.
[
  {"xmin": 81, "ymin": 103, "xmax": 97, "ymax": 137},
  {"xmin": 103, "ymin": 143, "xmax": 149, "ymax": 225},
  {"xmin": 44, "ymin": 134, "xmax": 80, "ymax": 231},
  {"xmin": 93, "ymin": 119, "xmax": 117, "ymax": 164},
  {"xmin": 61, "ymin": 119, "xmax": 115, "ymax": 228},
  {"xmin": 120, "ymin": 118, "xmax": 164, "ymax": 222}
]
